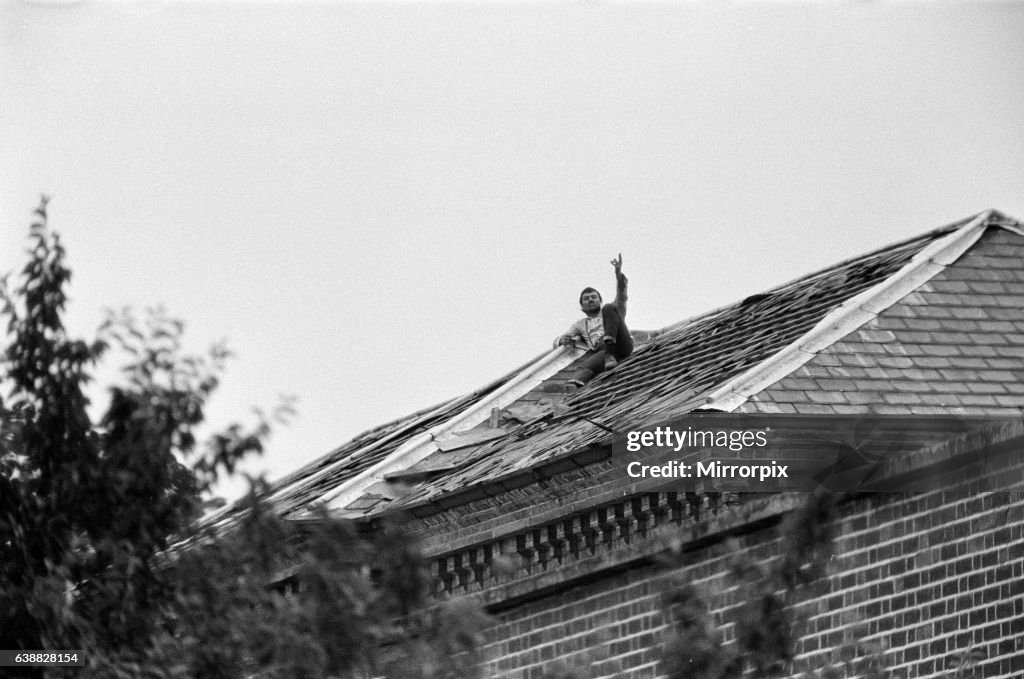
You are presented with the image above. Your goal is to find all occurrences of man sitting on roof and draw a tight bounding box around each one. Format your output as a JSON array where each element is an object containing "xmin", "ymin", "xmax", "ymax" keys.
[{"xmin": 557, "ymin": 253, "xmax": 634, "ymax": 387}]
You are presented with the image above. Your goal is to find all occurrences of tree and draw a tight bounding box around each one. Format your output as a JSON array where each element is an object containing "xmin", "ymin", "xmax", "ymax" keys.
[
  {"xmin": 0, "ymin": 197, "xmax": 486, "ymax": 678},
  {"xmin": 659, "ymin": 492, "xmax": 888, "ymax": 679}
]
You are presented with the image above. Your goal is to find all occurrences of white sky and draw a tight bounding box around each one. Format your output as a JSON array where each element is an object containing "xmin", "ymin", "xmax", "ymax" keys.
[{"xmin": 3, "ymin": 0, "xmax": 1023, "ymax": 500}]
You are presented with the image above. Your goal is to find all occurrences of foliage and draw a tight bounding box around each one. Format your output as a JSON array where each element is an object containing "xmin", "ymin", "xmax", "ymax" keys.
[
  {"xmin": 658, "ymin": 491, "xmax": 889, "ymax": 679},
  {"xmin": 0, "ymin": 197, "xmax": 486, "ymax": 678},
  {"xmin": 660, "ymin": 583, "xmax": 741, "ymax": 679}
]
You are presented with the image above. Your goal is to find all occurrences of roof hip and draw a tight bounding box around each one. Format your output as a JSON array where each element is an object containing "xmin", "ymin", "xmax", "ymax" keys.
[{"xmin": 705, "ymin": 210, "xmax": 1002, "ymax": 412}]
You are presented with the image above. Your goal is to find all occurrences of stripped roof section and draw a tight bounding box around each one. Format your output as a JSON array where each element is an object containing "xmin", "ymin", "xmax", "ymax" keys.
[
  {"xmin": 252, "ymin": 210, "xmax": 1022, "ymax": 521},
  {"xmin": 384, "ymin": 212, "xmax": 1004, "ymax": 510},
  {"xmin": 266, "ymin": 398, "xmax": 470, "ymax": 518},
  {"xmin": 200, "ymin": 399, "xmax": 465, "ymax": 527},
  {"xmin": 256, "ymin": 343, "xmax": 606, "ymax": 521},
  {"xmin": 202, "ymin": 353, "xmax": 538, "ymax": 526}
]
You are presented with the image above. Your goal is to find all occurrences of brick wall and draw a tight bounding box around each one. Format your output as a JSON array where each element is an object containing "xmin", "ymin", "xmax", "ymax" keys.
[{"xmin": 453, "ymin": 425, "xmax": 1024, "ymax": 679}]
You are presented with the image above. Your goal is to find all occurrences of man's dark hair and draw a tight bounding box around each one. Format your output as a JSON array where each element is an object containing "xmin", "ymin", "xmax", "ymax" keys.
[{"xmin": 579, "ymin": 287, "xmax": 602, "ymax": 305}]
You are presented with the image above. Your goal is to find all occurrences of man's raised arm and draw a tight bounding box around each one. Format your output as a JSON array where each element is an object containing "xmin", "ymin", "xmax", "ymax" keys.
[{"xmin": 611, "ymin": 253, "xmax": 628, "ymax": 316}]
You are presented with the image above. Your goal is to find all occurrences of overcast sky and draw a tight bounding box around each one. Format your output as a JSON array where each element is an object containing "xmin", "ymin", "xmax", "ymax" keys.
[{"xmin": 3, "ymin": 0, "xmax": 1023, "ymax": 500}]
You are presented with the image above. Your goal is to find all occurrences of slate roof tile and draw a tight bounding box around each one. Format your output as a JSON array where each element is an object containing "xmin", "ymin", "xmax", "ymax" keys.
[
  {"xmin": 969, "ymin": 268, "xmax": 1015, "ymax": 282},
  {"xmin": 828, "ymin": 367, "xmax": 868, "ymax": 378},
  {"xmin": 907, "ymin": 406, "xmax": 952, "ymax": 415},
  {"xmin": 903, "ymin": 318, "xmax": 944, "ymax": 331},
  {"xmin": 988, "ymin": 308, "xmax": 1023, "ymax": 320},
  {"xmin": 966, "ymin": 383, "xmax": 1006, "ymax": 395},
  {"xmin": 913, "ymin": 356, "xmax": 951, "ymax": 368},
  {"xmin": 883, "ymin": 393, "xmax": 926, "ymax": 405},
  {"xmin": 977, "ymin": 321, "xmax": 1017, "ymax": 332},
  {"xmin": 836, "ymin": 354, "xmax": 875, "ymax": 367},
  {"xmin": 841, "ymin": 392, "xmax": 882, "ymax": 405},
  {"xmin": 890, "ymin": 380, "xmax": 928, "ymax": 392},
  {"xmin": 805, "ymin": 392, "xmax": 848, "ymax": 405},
  {"xmin": 876, "ymin": 357, "xmax": 916, "ymax": 369},
  {"xmin": 920, "ymin": 344, "xmax": 961, "ymax": 357},
  {"xmin": 960, "ymin": 395, "xmax": 1001, "ymax": 407},
  {"xmin": 816, "ymin": 379, "xmax": 857, "ymax": 391},
  {"xmin": 928, "ymin": 281, "xmax": 971, "ymax": 293},
  {"xmin": 967, "ymin": 281, "xmax": 1006, "ymax": 294}
]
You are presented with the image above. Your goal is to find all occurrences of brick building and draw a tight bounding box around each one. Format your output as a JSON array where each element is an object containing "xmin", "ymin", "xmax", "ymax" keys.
[{"xmin": 243, "ymin": 210, "xmax": 1024, "ymax": 678}]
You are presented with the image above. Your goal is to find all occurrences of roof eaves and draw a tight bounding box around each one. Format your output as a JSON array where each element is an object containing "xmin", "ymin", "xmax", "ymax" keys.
[{"xmin": 706, "ymin": 210, "xmax": 1001, "ymax": 412}]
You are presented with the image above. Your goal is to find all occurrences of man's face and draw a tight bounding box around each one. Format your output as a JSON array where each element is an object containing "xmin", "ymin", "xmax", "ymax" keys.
[{"xmin": 580, "ymin": 291, "xmax": 602, "ymax": 314}]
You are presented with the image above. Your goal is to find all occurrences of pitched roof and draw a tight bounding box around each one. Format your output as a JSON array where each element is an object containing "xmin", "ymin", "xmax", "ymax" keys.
[{"xmin": 234, "ymin": 210, "xmax": 1024, "ymax": 525}]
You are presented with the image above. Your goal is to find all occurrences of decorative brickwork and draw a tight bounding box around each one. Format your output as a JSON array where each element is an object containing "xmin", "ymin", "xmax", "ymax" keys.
[{"xmin": 429, "ymin": 491, "xmax": 752, "ymax": 600}]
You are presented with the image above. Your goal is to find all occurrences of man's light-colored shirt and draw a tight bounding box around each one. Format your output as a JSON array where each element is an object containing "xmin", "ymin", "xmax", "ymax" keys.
[
  {"xmin": 557, "ymin": 272, "xmax": 628, "ymax": 352},
  {"xmin": 565, "ymin": 314, "xmax": 608, "ymax": 352}
]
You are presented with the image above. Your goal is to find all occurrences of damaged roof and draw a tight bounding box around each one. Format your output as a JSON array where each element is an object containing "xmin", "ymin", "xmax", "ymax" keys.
[{"xmin": 211, "ymin": 210, "xmax": 1024, "ymax": 528}]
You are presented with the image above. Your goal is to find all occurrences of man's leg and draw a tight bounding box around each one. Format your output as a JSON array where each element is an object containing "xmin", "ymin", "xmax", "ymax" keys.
[
  {"xmin": 569, "ymin": 350, "xmax": 606, "ymax": 387},
  {"xmin": 601, "ymin": 304, "xmax": 634, "ymax": 365}
]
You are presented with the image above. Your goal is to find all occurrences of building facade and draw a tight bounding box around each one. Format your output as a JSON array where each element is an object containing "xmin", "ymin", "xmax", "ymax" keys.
[{"xmin": 239, "ymin": 210, "xmax": 1024, "ymax": 678}]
